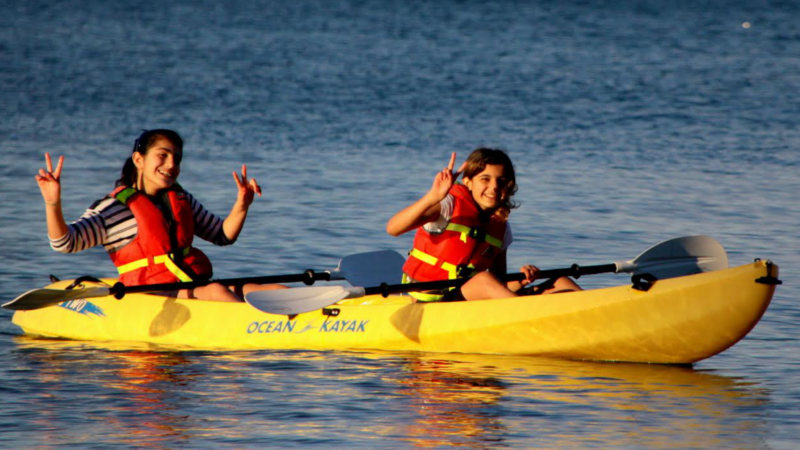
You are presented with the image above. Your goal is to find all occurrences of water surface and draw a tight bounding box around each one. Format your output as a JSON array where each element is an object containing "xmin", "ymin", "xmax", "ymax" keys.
[{"xmin": 1, "ymin": 0, "xmax": 798, "ymax": 447}]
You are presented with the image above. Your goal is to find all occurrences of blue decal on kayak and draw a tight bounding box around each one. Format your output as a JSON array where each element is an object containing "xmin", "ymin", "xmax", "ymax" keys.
[
  {"xmin": 293, "ymin": 323, "xmax": 315, "ymax": 334},
  {"xmin": 58, "ymin": 299, "xmax": 106, "ymax": 317}
]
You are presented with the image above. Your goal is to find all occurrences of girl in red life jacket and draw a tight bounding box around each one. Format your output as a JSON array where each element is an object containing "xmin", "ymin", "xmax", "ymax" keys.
[
  {"xmin": 386, "ymin": 148, "xmax": 581, "ymax": 301},
  {"xmin": 35, "ymin": 129, "xmax": 286, "ymax": 302}
]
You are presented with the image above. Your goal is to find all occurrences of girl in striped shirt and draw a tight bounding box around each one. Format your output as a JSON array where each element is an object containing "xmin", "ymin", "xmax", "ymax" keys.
[{"xmin": 36, "ymin": 129, "xmax": 283, "ymax": 302}]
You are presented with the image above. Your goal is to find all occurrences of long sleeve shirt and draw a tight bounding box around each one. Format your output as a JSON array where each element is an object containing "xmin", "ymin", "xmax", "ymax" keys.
[{"xmin": 50, "ymin": 191, "xmax": 233, "ymax": 254}]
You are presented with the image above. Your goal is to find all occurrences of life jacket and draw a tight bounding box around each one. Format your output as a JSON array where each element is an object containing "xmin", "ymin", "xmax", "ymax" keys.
[
  {"xmin": 107, "ymin": 185, "xmax": 213, "ymax": 286},
  {"xmin": 402, "ymin": 183, "xmax": 507, "ymax": 300}
]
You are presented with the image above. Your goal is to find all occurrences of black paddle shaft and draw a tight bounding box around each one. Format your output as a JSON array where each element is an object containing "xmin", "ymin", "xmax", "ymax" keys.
[
  {"xmin": 109, "ymin": 270, "xmax": 333, "ymax": 299},
  {"xmin": 363, "ymin": 263, "xmax": 618, "ymax": 297}
]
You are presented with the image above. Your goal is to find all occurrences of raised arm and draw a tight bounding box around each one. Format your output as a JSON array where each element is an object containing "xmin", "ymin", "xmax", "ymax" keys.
[
  {"xmin": 222, "ymin": 164, "xmax": 261, "ymax": 242},
  {"xmin": 35, "ymin": 153, "xmax": 69, "ymax": 240},
  {"xmin": 386, "ymin": 152, "xmax": 465, "ymax": 236}
]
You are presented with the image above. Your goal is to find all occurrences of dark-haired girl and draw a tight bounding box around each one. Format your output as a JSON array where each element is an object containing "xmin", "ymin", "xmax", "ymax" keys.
[
  {"xmin": 36, "ymin": 129, "xmax": 282, "ymax": 302},
  {"xmin": 387, "ymin": 148, "xmax": 580, "ymax": 302}
]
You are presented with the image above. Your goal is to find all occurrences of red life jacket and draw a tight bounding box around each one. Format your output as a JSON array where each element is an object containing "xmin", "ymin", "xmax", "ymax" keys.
[
  {"xmin": 402, "ymin": 183, "xmax": 507, "ymax": 283},
  {"xmin": 107, "ymin": 186, "xmax": 213, "ymax": 286}
]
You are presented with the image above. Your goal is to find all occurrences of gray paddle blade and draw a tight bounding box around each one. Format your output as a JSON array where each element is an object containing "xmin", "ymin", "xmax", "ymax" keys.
[
  {"xmin": 617, "ymin": 235, "xmax": 728, "ymax": 279},
  {"xmin": 336, "ymin": 250, "xmax": 405, "ymax": 288},
  {"xmin": 3, "ymin": 286, "xmax": 112, "ymax": 311},
  {"xmin": 244, "ymin": 285, "xmax": 366, "ymax": 315}
]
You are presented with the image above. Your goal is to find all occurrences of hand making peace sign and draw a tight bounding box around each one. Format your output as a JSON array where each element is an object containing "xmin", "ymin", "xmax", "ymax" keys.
[
  {"xmin": 232, "ymin": 164, "xmax": 262, "ymax": 208},
  {"xmin": 429, "ymin": 152, "xmax": 467, "ymax": 202},
  {"xmin": 35, "ymin": 153, "xmax": 65, "ymax": 206}
]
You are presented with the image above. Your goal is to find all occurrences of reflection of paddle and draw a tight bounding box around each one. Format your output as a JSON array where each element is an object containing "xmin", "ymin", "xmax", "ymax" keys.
[
  {"xmin": 245, "ymin": 236, "xmax": 728, "ymax": 315},
  {"xmin": 3, "ymin": 250, "xmax": 406, "ymax": 311}
]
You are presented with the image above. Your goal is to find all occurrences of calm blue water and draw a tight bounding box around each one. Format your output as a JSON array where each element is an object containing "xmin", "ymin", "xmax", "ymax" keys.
[{"xmin": 2, "ymin": 0, "xmax": 799, "ymax": 447}]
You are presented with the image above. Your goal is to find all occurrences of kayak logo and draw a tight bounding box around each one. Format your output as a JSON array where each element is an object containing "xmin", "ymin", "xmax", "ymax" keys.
[
  {"xmin": 59, "ymin": 299, "xmax": 106, "ymax": 317},
  {"xmin": 246, "ymin": 320, "xmax": 302, "ymax": 334},
  {"xmin": 318, "ymin": 319, "xmax": 368, "ymax": 333},
  {"xmin": 247, "ymin": 319, "xmax": 369, "ymax": 335}
]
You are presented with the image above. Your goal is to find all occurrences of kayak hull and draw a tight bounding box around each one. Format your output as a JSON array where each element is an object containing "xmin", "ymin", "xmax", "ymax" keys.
[{"xmin": 10, "ymin": 260, "xmax": 778, "ymax": 363}]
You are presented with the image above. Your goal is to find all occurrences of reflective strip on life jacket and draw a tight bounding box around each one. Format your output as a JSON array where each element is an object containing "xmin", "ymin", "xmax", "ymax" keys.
[
  {"xmin": 444, "ymin": 222, "xmax": 504, "ymax": 248},
  {"xmin": 402, "ymin": 273, "xmax": 448, "ymax": 302},
  {"xmin": 156, "ymin": 254, "xmax": 194, "ymax": 282},
  {"xmin": 116, "ymin": 247, "xmax": 194, "ymax": 282},
  {"xmin": 408, "ymin": 248, "xmax": 475, "ymax": 280}
]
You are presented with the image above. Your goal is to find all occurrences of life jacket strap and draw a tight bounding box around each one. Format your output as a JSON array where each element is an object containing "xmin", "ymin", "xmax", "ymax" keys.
[
  {"xmin": 116, "ymin": 247, "xmax": 194, "ymax": 282},
  {"xmin": 113, "ymin": 187, "xmax": 138, "ymax": 204},
  {"xmin": 404, "ymin": 248, "xmax": 480, "ymax": 302},
  {"xmin": 401, "ymin": 273, "xmax": 447, "ymax": 302},
  {"xmin": 444, "ymin": 223, "xmax": 503, "ymax": 248},
  {"xmin": 408, "ymin": 248, "xmax": 475, "ymax": 280}
]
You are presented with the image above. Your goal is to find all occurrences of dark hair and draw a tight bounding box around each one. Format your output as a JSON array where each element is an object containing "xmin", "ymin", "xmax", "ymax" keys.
[
  {"xmin": 461, "ymin": 148, "xmax": 518, "ymax": 218},
  {"xmin": 116, "ymin": 129, "xmax": 184, "ymax": 187}
]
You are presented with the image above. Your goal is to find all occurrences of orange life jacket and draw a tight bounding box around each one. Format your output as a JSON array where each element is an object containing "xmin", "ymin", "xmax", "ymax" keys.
[
  {"xmin": 402, "ymin": 183, "xmax": 507, "ymax": 284},
  {"xmin": 107, "ymin": 186, "xmax": 213, "ymax": 286}
]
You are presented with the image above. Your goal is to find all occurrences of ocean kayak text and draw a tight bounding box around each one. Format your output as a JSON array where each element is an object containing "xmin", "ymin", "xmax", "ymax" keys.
[{"xmin": 247, "ymin": 319, "xmax": 369, "ymax": 334}]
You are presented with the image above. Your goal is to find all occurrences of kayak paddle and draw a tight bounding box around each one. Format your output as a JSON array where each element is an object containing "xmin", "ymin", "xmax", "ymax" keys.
[
  {"xmin": 244, "ymin": 235, "xmax": 728, "ymax": 315},
  {"xmin": 3, "ymin": 250, "xmax": 406, "ymax": 311}
]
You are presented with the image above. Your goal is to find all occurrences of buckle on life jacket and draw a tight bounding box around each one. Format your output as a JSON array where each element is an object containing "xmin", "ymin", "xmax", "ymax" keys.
[
  {"xmin": 467, "ymin": 227, "xmax": 486, "ymax": 242},
  {"xmin": 455, "ymin": 264, "xmax": 474, "ymax": 278}
]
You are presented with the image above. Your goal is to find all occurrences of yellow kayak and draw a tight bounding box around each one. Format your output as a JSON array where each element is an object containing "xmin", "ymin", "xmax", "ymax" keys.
[{"xmin": 9, "ymin": 259, "xmax": 778, "ymax": 363}]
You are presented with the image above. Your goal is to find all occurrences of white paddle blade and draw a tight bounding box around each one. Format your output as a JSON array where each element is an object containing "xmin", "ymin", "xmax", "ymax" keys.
[
  {"xmin": 615, "ymin": 235, "xmax": 728, "ymax": 279},
  {"xmin": 244, "ymin": 285, "xmax": 366, "ymax": 315},
  {"xmin": 335, "ymin": 250, "xmax": 405, "ymax": 287},
  {"xmin": 3, "ymin": 286, "xmax": 112, "ymax": 311}
]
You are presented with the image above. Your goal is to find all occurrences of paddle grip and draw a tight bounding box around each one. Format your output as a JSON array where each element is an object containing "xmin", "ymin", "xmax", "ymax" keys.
[
  {"xmin": 501, "ymin": 263, "xmax": 617, "ymax": 283},
  {"xmin": 535, "ymin": 263, "xmax": 618, "ymax": 280}
]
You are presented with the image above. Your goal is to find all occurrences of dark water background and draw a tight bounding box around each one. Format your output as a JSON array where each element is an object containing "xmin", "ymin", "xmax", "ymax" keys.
[{"xmin": 1, "ymin": 0, "xmax": 798, "ymax": 447}]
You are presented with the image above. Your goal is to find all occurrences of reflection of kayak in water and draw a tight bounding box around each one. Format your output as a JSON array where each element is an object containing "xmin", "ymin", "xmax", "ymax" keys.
[
  {"xmin": 393, "ymin": 352, "xmax": 772, "ymax": 448},
  {"xmin": 12, "ymin": 337, "xmax": 772, "ymax": 449},
  {"xmin": 7, "ymin": 260, "xmax": 778, "ymax": 364},
  {"xmin": 400, "ymin": 352, "xmax": 760, "ymax": 405}
]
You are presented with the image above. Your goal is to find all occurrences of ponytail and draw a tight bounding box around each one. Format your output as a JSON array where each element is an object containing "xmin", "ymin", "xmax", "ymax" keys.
[{"xmin": 116, "ymin": 156, "xmax": 137, "ymax": 187}]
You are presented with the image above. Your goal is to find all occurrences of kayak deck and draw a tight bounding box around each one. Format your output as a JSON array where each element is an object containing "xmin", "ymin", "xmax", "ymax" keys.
[{"xmin": 10, "ymin": 260, "xmax": 779, "ymax": 363}]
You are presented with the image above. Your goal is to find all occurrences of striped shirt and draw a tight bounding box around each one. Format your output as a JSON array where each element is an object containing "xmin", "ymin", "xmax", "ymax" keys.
[{"xmin": 50, "ymin": 191, "xmax": 233, "ymax": 254}]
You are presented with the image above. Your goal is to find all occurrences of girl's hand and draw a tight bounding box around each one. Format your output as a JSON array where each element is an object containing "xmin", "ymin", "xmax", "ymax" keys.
[
  {"xmin": 519, "ymin": 264, "xmax": 540, "ymax": 286},
  {"xmin": 35, "ymin": 153, "xmax": 64, "ymax": 206},
  {"xmin": 386, "ymin": 152, "xmax": 466, "ymax": 237},
  {"xmin": 428, "ymin": 152, "xmax": 466, "ymax": 202},
  {"xmin": 232, "ymin": 164, "xmax": 262, "ymax": 208}
]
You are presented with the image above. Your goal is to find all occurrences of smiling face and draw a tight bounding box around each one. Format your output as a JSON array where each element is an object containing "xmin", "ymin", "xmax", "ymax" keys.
[
  {"xmin": 132, "ymin": 136, "xmax": 182, "ymax": 195},
  {"xmin": 463, "ymin": 163, "xmax": 509, "ymax": 212}
]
